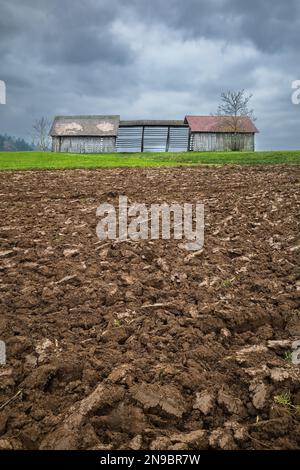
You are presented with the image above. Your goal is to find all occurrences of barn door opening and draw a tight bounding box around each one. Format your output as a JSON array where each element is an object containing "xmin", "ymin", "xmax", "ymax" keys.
[
  {"xmin": 143, "ymin": 126, "xmax": 168, "ymax": 152},
  {"xmin": 168, "ymin": 126, "xmax": 189, "ymax": 152},
  {"xmin": 116, "ymin": 126, "xmax": 143, "ymax": 152}
]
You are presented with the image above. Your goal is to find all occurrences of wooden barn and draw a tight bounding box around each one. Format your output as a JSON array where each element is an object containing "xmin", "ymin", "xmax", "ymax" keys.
[
  {"xmin": 50, "ymin": 115, "xmax": 120, "ymax": 153},
  {"xmin": 185, "ymin": 116, "xmax": 259, "ymax": 151},
  {"xmin": 50, "ymin": 114, "xmax": 258, "ymax": 153}
]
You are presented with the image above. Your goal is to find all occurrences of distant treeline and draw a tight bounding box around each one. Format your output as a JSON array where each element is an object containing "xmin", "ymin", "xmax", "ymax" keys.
[{"xmin": 0, "ymin": 134, "xmax": 34, "ymax": 151}]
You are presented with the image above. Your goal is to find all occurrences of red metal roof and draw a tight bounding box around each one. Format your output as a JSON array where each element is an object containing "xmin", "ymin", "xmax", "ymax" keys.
[{"xmin": 185, "ymin": 116, "xmax": 259, "ymax": 133}]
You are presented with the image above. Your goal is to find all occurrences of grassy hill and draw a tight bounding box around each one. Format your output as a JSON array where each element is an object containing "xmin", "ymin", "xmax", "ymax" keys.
[{"xmin": 0, "ymin": 150, "xmax": 300, "ymax": 170}]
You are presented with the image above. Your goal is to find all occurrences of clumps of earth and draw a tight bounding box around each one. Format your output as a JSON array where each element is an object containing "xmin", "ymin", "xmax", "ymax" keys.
[{"xmin": 0, "ymin": 165, "xmax": 299, "ymax": 450}]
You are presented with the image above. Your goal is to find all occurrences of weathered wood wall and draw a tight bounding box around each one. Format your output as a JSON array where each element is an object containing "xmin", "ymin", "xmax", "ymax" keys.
[
  {"xmin": 52, "ymin": 136, "xmax": 116, "ymax": 153},
  {"xmin": 191, "ymin": 133, "xmax": 255, "ymax": 151},
  {"xmin": 52, "ymin": 137, "xmax": 60, "ymax": 152}
]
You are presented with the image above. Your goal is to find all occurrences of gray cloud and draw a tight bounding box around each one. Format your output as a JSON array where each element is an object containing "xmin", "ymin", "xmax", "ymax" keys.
[
  {"xmin": 126, "ymin": 0, "xmax": 300, "ymax": 52},
  {"xmin": 0, "ymin": 0, "xmax": 300, "ymax": 149}
]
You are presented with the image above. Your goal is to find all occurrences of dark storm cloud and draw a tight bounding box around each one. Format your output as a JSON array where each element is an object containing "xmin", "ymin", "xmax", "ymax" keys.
[
  {"xmin": 44, "ymin": 29, "xmax": 132, "ymax": 66},
  {"xmin": 128, "ymin": 0, "xmax": 300, "ymax": 52},
  {"xmin": 42, "ymin": 0, "xmax": 133, "ymax": 66},
  {"xmin": 229, "ymin": 0, "xmax": 300, "ymax": 53},
  {"xmin": 0, "ymin": 0, "xmax": 300, "ymax": 149}
]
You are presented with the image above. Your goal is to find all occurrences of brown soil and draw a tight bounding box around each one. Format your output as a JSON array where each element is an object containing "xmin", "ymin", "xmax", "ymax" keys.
[{"xmin": 0, "ymin": 165, "xmax": 299, "ymax": 450}]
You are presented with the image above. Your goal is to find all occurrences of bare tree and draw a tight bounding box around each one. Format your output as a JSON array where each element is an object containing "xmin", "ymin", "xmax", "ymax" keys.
[
  {"xmin": 216, "ymin": 90, "xmax": 256, "ymax": 150},
  {"xmin": 32, "ymin": 117, "xmax": 50, "ymax": 151}
]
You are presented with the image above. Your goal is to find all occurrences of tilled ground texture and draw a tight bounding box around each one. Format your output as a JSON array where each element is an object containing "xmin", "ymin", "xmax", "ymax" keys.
[{"xmin": 0, "ymin": 165, "xmax": 299, "ymax": 450}]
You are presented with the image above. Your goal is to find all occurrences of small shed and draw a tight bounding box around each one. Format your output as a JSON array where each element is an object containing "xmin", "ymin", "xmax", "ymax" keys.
[
  {"xmin": 49, "ymin": 115, "xmax": 120, "ymax": 153},
  {"xmin": 185, "ymin": 116, "xmax": 259, "ymax": 151}
]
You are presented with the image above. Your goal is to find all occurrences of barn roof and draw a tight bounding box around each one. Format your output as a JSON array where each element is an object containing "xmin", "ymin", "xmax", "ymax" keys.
[
  {"xmin": 119, "ymin": 120, "xmax": 187, "ymax": 127},
  {"xmin": 184, "ymin": 116, "xmax": 259, "ymax": 133},
  {"xmin": 49, "ymin": 115, "xmax": 120, "ymax": 137}
]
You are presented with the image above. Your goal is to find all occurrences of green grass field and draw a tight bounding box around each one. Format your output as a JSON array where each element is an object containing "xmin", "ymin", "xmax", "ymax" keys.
[{"xmin": 0, "ymin": 150, "xmax": 300, "ymax": 170}]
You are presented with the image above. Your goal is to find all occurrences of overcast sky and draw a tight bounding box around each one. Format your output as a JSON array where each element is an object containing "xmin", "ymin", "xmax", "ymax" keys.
[{"xmin": 0, "ymin": 0, "xmax": 300, "ymax": 149}]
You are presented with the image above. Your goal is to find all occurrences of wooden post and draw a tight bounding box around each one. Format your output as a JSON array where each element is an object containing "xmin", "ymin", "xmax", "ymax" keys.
[
  {"xmin": 141, "ymin": 126, "xmax": 145, "ymax": 152},
  {"xmin": 187, "ymin": 131, "xmax": 191, "ymax": 152},
  {"xmin": 166, "ymin": 126, "xmax": 170, "ymax": 152}
]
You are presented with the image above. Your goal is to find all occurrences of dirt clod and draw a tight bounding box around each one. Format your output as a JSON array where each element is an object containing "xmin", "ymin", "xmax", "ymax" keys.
[
  {"xmin": 131, "ymin": 383, "xmax": 186, "ymax": 418},
  {"xmin": 193, "ymin": 391, "xmax": 215, "ymax": 415}
]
